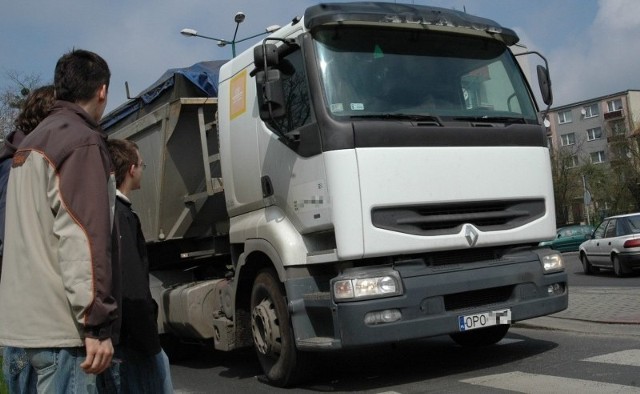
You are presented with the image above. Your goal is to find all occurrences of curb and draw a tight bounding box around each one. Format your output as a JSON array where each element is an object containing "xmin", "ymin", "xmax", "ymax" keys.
[
  {"xmin": 512, "ymin": 286, "xmax": 640, "ymax": 336},
  {"xmin": 514, "ymin": 316, "xmax": 640, "ymax": 337}
]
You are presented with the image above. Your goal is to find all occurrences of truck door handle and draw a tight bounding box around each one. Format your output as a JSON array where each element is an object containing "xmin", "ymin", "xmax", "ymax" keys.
[{"xmin": 261, "ymin": 175, "xmax": 274, "ymax": 198}]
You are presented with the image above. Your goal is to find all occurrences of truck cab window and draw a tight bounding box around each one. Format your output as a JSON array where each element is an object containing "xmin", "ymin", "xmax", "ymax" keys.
[
  {"xmin": 314, "ymin": 27, "xmax": 538, "ymax": 123},
  {"xmin": 266, "ymin": 49, "xmax": 313, "ymax": 134}
]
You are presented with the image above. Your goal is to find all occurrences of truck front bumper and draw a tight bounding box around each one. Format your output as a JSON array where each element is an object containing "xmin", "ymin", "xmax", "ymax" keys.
[{"xmin": 288, "ymin": 258, "xmax": 568, "ymax": 350}]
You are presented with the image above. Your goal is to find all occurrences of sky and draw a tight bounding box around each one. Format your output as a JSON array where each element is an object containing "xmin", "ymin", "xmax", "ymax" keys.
[{"xmin": 1, "ymin": 0, "xmax": 638, "ymax": 114}]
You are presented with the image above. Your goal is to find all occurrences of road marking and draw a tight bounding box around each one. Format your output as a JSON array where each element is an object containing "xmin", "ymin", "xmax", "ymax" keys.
[
  {"xmin": 461, "ymin": 371, "xmax": 640, "ymax": 393},
  {"xmin": 583, "ymin": 349, "xmax": 640, "ymax": 367}
]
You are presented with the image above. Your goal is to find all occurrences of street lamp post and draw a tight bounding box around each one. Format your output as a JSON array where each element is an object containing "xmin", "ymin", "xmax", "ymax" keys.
[{"xmin": 181, "ymin": 12, "xmax": 280, "ymax": 58}]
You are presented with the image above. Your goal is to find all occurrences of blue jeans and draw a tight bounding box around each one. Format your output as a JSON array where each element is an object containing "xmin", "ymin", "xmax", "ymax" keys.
[
  {"xmin": 2, "ymin": 347, "xmax": 37, "ymax": 394},
  {"xmin": 24, "ymin": 347, "xmax": 98, "ymax": 394},
  {"xmin": 99, "ymin": 348, "xmax": 172, "ymax": 394}
]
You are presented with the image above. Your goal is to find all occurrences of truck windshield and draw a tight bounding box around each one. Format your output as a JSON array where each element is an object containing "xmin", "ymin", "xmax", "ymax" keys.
[{"xmin": 314, "ymin": 27, "xmax": 538, "ymax": 123}]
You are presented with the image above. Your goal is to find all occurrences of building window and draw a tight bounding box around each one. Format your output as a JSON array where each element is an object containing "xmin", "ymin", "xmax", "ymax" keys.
[
  {"xmin": 558, "ymin": 110, "xmax": 572, "ymax": 124},
  {"xmin": 586, "ymin": 127, "xmax": 602, "ymax": 141},
  {"xmin": 561, "ymin": 132, "xmax": 576, "ymax": 146},
  {"xmin": 607, "ymin": 98, "xmax": 623, "ymax": 112},
  {"xmin": 583, "ymin": 103, "xmax": 599, "ymax": 118},
  {"xmin": 565, "ymin": 155, "xmax": 579, "ymax": 168},
  {"xmin": 590, "ymin": 151, "xmax": 605, "ymax": 164}
]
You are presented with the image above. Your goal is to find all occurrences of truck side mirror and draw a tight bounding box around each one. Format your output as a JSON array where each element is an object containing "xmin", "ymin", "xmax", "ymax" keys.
[
  {"xmin": 253, "ymin": 43, "xmax": 287, "ymax": 120},
  {"xmin": 253, "ymin": 44, "xmax": 279, "ymax": 71},
  {"xmin": 256, "ymin": 69, "xmax": 286, "ymax": 119},
  {"xmin": 536, "ymin": 65, "xmax": 553, "ymax": 106}
]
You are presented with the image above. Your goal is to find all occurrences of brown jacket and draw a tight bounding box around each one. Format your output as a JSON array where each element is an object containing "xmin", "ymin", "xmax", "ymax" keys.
[{"xmin": 0, "ymin": 101, "xmax": 117, "ymax": 347}]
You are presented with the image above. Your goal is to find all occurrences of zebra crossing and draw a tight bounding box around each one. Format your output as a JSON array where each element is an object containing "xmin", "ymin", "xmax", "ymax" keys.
[{"xmin": 460, "ymin": 348, "xmax": 640, "ymax": 393}]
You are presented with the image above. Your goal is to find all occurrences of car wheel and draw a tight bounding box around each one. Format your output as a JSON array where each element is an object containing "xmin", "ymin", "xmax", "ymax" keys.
[
  {"xmin": 580, "ymin": 253, "xmax": 598, "ymax": 275},
  {"xmin": 449, "ymin": 325, "xmax": 510, "ymax": 347},
  {"xmin": 613, "ymin": 255, "xmax": 631, "ymax": 277}
]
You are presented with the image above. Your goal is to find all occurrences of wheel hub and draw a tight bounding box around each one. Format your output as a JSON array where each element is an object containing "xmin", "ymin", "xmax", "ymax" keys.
[{"xmin": 251, "ymin": 298, "xmax": 282, "ymax": 356}]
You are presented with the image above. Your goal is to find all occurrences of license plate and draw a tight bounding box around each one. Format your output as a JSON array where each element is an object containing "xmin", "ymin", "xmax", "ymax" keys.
[{"xmin": 458, "ymin": 309, "xmax": 511, "ymax": 332}]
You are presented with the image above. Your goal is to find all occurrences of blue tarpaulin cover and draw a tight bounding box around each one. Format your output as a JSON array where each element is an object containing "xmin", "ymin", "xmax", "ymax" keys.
[{"xmin": 102, "ymin": 60, "xmax": 226, "ymax": 130}]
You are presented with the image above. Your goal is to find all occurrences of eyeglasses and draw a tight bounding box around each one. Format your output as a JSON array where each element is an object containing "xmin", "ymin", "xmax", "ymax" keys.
[{"xmin": 137, "ymin": 162, "xmax": 147, "ymax": 170}]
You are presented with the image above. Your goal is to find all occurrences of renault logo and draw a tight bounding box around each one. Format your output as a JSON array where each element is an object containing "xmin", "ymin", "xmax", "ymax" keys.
[{"xmin": 464, "ymin": 225, "xmax": 479, "ymax": 247}]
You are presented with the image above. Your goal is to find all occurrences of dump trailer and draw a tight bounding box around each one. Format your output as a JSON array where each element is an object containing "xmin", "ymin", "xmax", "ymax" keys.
[{"xmin": 103, "ymin": 2, "xmax": 566, "ymax": 387}]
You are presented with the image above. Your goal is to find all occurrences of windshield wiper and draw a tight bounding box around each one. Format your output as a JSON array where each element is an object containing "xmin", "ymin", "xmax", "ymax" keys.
[
  {"xmin": 454, "ymin": 116, "xmax": 526, "ymax": 124},
  {"xmin": 351, "ymin": 113, "xmax": 443, "ymax": 126}
]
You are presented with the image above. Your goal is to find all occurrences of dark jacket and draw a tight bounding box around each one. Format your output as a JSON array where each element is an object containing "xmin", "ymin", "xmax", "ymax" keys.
[{"xmin": 114, "ymin": 192, "xmax": 161, "ymax": 355}]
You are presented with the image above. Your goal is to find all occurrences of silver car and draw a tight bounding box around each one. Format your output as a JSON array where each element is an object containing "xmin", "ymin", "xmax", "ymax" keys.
[{"xmin": 579, "ymin": 213, "xmax": 640, "ymax": 277}]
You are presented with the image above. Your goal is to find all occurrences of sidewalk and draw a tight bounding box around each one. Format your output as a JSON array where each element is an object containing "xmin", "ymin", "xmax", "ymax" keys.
[{"xmin": 515, "ymin": 286, "xmax": 640, "ymax": 336}]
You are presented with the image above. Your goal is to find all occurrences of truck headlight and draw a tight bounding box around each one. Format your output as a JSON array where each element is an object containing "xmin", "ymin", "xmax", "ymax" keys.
[
  {"xmin": 542, "ymin": 253, "xmax": 564, "ymax": 273},
  {"xmin": 333, "ymin": 271, "xmax": 402, "ymax": 301}
]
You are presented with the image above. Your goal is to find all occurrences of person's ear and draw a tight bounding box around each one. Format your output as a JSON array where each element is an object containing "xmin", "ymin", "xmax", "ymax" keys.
[
  {"xmin": 98, "ymin": 84, "xmax": 107, "ymax": 102},
  {"xmin": 128, "ymin": 163, "xmax": 136, "ymax": 176}
]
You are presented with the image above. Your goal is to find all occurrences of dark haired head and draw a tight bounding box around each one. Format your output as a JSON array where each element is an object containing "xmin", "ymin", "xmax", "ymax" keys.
[
  {"xmin": 107, "ymin": 139, "xmax": 139, "ymax": 188},
  {"xmin": 14, "ymin": 85, "xmax": 56, "ymax": 135},
  {"xmin": 54, "ymin": 49, "xmax": 110, "ymax": 103}
]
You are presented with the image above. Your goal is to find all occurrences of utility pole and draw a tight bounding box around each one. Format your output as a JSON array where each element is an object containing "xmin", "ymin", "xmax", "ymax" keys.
[{"xmin": 582, "ymin": 175, "xmax": 591, "ymax": 225}]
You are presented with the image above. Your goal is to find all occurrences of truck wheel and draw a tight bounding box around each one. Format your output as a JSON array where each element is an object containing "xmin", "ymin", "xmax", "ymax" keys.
[
  {"xmin": 251, "ymin": 269, "xmax": 303, "ymax": 387},
  {"xmin": 449, "ymin": 325, "xmax": 509, "ymax": 347},
  {"xmin": 580, "ymin": 253, "xmax": 598, "ymax": 275}
]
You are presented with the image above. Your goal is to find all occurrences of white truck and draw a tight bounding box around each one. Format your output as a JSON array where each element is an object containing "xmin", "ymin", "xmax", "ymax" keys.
[{"xmin": 102, "ymin": 2, "xmax": 566, "ymax": 387}]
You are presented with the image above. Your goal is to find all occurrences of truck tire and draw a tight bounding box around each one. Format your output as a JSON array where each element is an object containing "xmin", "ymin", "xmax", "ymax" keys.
[
  {"xmin": 449, "ymin": 325, "xmax": 509, "ymax": 347},
  {"xmin": 251, "ymin": 269, "xmax": 305, "ymax": 387}
]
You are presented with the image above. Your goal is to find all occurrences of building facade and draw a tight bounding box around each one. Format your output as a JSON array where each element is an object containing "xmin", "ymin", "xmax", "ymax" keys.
[{"xmin": 546, "ymin": 90, "xmax": 640, "ymax": 225}]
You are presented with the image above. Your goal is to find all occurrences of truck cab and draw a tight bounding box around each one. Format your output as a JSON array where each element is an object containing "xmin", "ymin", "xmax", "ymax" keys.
[{"xmin": 215, "ymin": 2, "xmax": 565, "ymax": 386}]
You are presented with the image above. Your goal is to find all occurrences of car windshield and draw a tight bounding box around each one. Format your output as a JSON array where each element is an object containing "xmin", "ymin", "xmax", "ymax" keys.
[{"xmin": 313, "ymin": 26, "xmax": 538, "ymax": 122}]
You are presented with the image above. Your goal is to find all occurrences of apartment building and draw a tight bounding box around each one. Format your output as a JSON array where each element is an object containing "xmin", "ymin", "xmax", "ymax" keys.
[
  {"xmin": 547, "ymin": 90, "xmax": 640, "ymax": 165},
  {"xmin": 546, "ymin": 90, "xmax": 640, "ymax": 224}
]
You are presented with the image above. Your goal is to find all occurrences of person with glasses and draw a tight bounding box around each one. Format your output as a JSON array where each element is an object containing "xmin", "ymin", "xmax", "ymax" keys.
[{"xmin": 102, "ymin": 138, "xmax": 172, "ymax": 393}]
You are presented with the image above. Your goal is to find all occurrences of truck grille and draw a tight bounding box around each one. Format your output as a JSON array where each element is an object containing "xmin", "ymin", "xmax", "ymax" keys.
[
  {"xmin": 371, "ymin": 199, "xmax": 545, "ymax": 236},
  {"xmin": 425, "ymin": 247, "xmax": 504, "ymax": 267},
  {"xmin": 444, "ymin": 285, "xmax": 514, "ymax": 311}
]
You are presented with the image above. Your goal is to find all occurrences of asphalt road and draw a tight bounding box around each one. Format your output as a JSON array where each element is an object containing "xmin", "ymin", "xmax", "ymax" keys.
[
  {"xmin": 562, "ymin": 251, "xmax": 640, "ymax": 287},
  {"xmin": 171, "ymin": 326, "xmax": 640, "ymax": 393},
  {"xmin": 170, "ymin": 252, "xmax": 640, "ymax": 393}
]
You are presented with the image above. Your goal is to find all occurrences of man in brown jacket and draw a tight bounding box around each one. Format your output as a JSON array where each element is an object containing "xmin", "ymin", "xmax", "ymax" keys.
[{"xmin": 0, "ymin": 49, "xmax": 117, "ymax": 393}]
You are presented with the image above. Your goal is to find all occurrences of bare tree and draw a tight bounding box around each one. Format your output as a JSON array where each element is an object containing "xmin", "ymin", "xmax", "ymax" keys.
[
  {"xmin": 606, "ymin": 127, "xmax": 640, "ymax": 213},
  {"xmin": 550, "ymin": 146, "xmax": 582, "ymax": 225},
  {"xmin": 0, "ymin": 70, "xmax": 44, "ymax": 139}
]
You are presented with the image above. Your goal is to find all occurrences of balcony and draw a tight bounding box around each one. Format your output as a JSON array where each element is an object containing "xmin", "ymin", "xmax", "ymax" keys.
[
  {"xmin": 604, "ymin": 109, "xmax": 624, "ymax": 120},
  {"xmin": 607, "ymin": 133, "xmax": 627, "ymax": 143}
]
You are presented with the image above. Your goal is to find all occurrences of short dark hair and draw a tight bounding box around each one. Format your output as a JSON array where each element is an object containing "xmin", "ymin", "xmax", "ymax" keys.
[
  {"xmin": 14, "ymin": 85, "xmax": 56, "ymax": 134},
  {"xmin": 107, "ymin": 139, "xmax": 139, "ymax": 188},
  {"xmin": 54, "ymin": 49, "xmax": 110, "ymax": 103}
]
